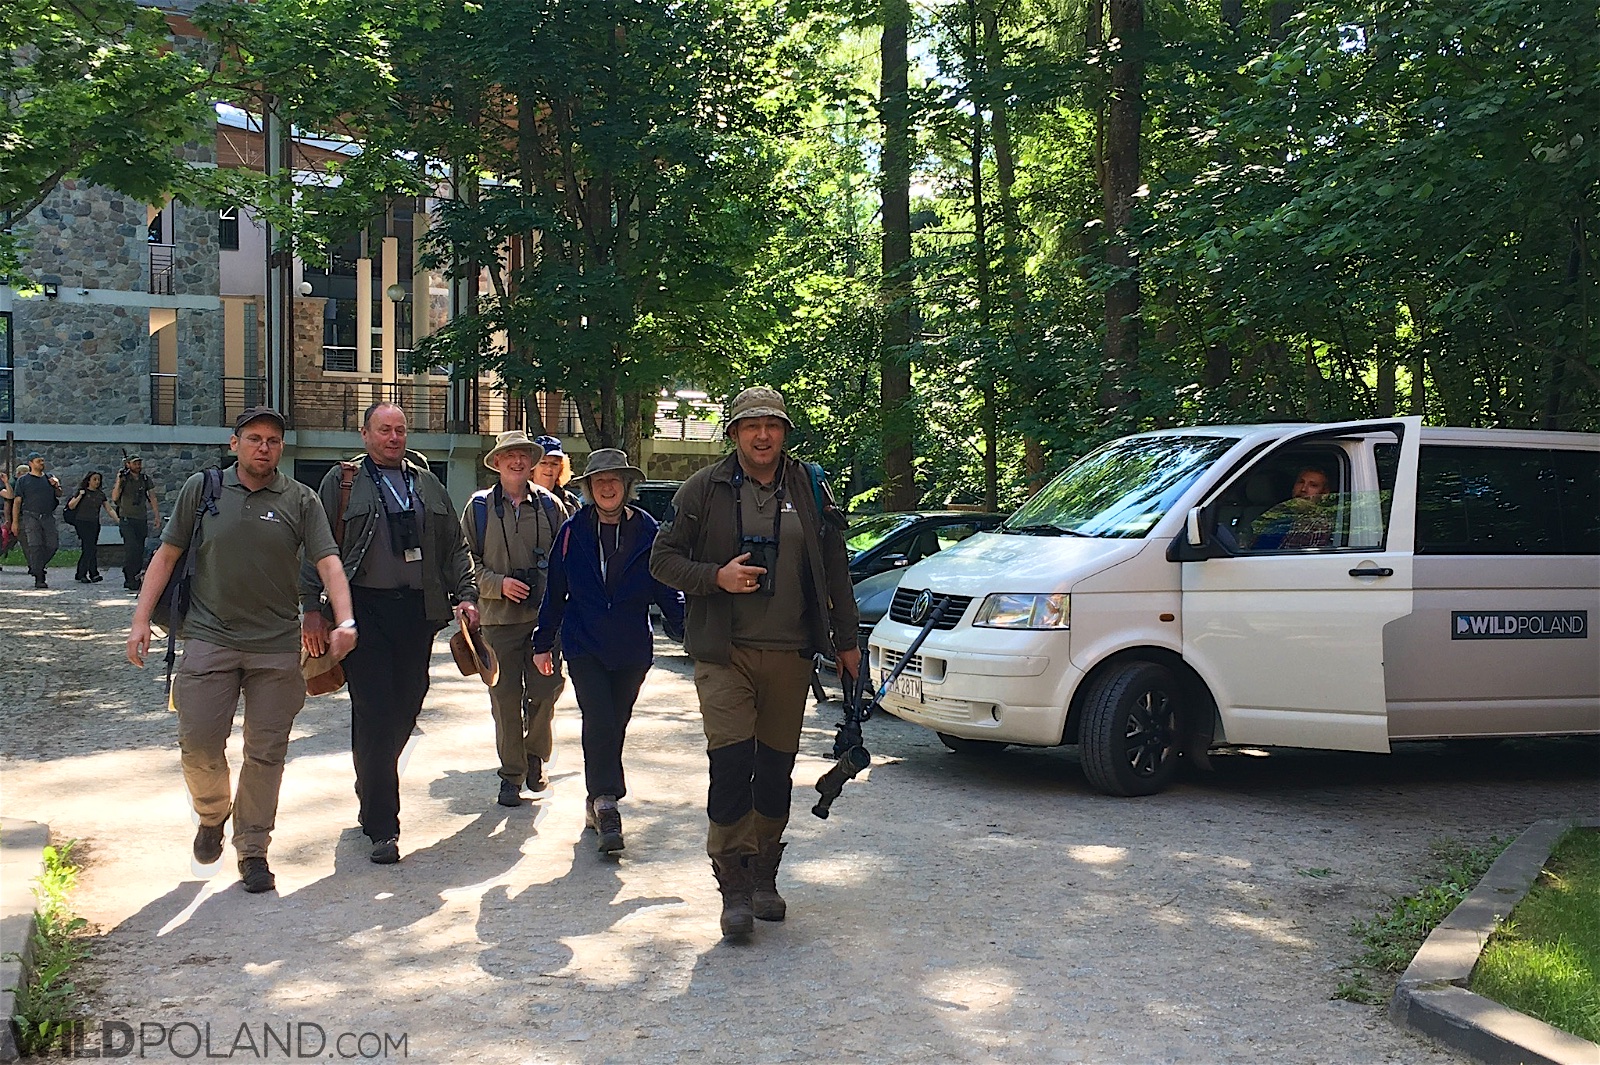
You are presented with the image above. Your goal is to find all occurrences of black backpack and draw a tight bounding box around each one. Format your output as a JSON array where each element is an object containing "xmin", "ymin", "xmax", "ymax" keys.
[{"xmin": 152, "ymin": 468, "xmax": 223, "ymax": 689}]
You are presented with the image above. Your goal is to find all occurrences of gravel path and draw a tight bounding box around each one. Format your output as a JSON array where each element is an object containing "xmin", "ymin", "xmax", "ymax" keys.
[{"xmin": 3, "ymin": 564, "xmax": 1596, "ymax": 1063}]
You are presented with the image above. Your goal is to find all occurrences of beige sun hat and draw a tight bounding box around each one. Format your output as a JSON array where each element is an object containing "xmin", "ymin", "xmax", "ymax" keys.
[
  {"xmin": 482, "ymin": 430, "xmax": 542, "ymax": 470},
  {"xmin": 725, "ymin": 386, "xmax": 793, "ymax": 435},
  {"xmin": 570, "ymin": 448, "xmax": 645, "ymax": 489}
]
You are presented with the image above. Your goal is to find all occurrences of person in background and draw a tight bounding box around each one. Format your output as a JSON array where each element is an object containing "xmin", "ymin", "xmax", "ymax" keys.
[
  {"xmin": 531, "ymin": 436, "xmax": 583, "ymax": 510},
  {"xmin": 1249, "ymin": 465, "xmax": 1335, "ymax": 550},
  {"xmin": 533, "ymin": 449, "xmax": 685, "ymax": 856},
  {"xmin": 14, "ymin": 453, "xmax": 63, "ymax": 588},
  {"xmin": 464, "ymin": 430, "xmax": 574, "ymax": 809},
  {"xmin": 112, "ymin": 455, "xmax": 160, "ymax": 591},
  {"xmin": 67, "ymin": 471, "xmax": 117, "ymax": 582},
  {"xmin": 0, "ymin": 466, "xmax": 23, "ymax": 571}
]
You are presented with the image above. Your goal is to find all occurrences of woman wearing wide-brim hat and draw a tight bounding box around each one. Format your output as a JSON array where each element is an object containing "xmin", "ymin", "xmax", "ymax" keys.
[{"xmin": 532, "ymin": 448, "xmax": 686, "ymax": 855}]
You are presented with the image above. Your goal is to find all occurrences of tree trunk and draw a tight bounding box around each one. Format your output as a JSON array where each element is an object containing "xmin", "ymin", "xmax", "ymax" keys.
[
  {"xmin": 880, "ymin": 0, "xmax": 916, "ymax": 510},
  {"xmin": 523, "ymin": 394, "xmax": 549, "ymax": 436},
  {"xmin": 1375, "ymin": 306, "xmax": 1396, "ymax": 417},
  {"xmin": 967, "ymin": 0, "xmax": 999, "ymax": 511},
  {"xmin": 982, "ymin": 5, "xmax": 1031, "ymax": 504},
  {"xmin": 1101, "ymin": 0, "xmax": 1144, "ymax": 415},
  {"xmin": 621, "ymin": 386, "xmax": 646, "ymax": 469}
]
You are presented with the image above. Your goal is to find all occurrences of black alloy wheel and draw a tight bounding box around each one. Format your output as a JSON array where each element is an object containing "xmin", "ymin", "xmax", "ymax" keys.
[{"xmin": 1079, "ymin": 660, "xmax": 1183, "ymax": 796}]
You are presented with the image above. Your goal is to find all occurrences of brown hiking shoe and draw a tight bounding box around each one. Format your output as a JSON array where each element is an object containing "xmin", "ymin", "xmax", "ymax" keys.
[
  {"xmin": 711, "ymin": 854, "xmax": 754, "ymax": 939},
  {"xmin": 593, "ymin": 796, "xmax": 624, "ymax": 854},
  {"xmin": 750, "ymin": 841, "xmax": 787, "ymax": 921}
]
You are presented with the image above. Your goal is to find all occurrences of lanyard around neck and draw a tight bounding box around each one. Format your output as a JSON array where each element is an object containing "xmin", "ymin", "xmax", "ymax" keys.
[{"xmin": 367, "ymin": 459, "xmax": 415, "ymax": 513}]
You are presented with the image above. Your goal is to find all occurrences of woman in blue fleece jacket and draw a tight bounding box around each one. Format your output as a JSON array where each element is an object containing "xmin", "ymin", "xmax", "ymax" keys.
[{"xmin": 533, "ymin": 449, "xmax": 685, "ymax": 855}]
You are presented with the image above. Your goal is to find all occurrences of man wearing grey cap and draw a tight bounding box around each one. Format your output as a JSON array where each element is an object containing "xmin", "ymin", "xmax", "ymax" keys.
[
  {"xmin": 12, "ymin": 453, "xmax": 62, "ymax": 588},
  {"xmin": 127, "ymin": 407, "xmax": 357, "ymax": 894},
  {"xmin": 650, "ymin": 386, "xmax": 860, "ymax": 940},
  {"xmin": 112, "ymin": 453, "xmax": 160, "ymax": 591}
]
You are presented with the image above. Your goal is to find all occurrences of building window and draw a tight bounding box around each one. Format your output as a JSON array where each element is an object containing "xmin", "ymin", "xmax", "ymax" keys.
[
  {"xmin": 219, "ymin": 206, "xmax": 240, "ymax": 251},
  {"xmin": 0, "ymin": 312, "xmax": 13, "ymax": 423},
  {"xmin": 323, "ymin": 298, "xmax": 358, "ymax": 372},
  {"xmin": 148, "ymin": 208, "xmax": 166, "ymax": 244}
]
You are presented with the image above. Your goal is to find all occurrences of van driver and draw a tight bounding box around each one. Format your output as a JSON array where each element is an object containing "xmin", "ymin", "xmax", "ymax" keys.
[{"xmin": 1249, "ymin": 466, "xmax": 1334, "ymax": 549}]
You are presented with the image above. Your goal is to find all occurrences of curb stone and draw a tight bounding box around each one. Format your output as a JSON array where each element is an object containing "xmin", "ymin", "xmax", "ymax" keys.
[
  {"xmin": 1389, "ymin": 816, "xmax": 1600, "ymax": 1065},
  {"xmin": 1, "ymin": 819, "xmax": 51, "ymax": 1064}
]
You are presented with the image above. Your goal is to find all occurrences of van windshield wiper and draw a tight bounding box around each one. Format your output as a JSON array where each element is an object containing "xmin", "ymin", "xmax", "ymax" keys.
[{"xmin": 1003, "ymin": 523, "xmax": 1089, "ymax": 537}]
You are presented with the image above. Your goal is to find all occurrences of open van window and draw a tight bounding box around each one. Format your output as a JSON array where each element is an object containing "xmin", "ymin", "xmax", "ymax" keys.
[{"xmin": 1004, "ymin": 435, "xmax": 1235, "ymax": 539}]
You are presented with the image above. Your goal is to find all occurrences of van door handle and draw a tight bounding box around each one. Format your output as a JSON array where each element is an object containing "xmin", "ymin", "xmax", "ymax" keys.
[{"xmin": 1349, "ymin": 566, "xmax": 1393, "ymax": 578}]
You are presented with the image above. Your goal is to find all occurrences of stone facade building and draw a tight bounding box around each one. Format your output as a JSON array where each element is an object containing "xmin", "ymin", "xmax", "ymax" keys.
[{"xmin": 2, "ymin": 11, "xmax": 724, "ymax": 563}]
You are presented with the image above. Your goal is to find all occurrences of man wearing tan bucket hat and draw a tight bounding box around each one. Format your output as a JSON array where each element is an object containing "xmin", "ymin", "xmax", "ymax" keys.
[
  {"xmin": 464, "ymin": 430, "xmax": 574, "ymax": 809},
  {"xmin": 650, "ymin": 387, "xmax": 859, "ymax": 939}
]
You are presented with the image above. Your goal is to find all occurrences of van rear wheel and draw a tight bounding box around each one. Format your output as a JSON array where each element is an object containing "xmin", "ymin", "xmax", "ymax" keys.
[
  {"xmin": 1080, "ymin": 661, "xmax": 1183, "ymax": 796},
  {"xmin": 937, "ymin": 733, "xmax": 1009, "ymax": 756}
]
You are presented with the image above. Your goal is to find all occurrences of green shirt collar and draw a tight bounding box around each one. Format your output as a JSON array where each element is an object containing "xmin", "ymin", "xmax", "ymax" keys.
[{"xmin": 223, "ymin": 466, "xmax": 291, "ymax": 494}]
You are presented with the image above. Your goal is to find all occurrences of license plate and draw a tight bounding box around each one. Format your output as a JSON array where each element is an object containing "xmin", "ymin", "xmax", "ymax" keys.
[{"xmin": 883, "ymin": 668, "xmax": 922, "ymax": 703}]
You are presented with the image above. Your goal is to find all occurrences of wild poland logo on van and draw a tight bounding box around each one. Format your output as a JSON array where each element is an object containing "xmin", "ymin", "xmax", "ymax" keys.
[{"xmin": 1451, "ymin": 611, "xmax": 1588, "ymax": 640}]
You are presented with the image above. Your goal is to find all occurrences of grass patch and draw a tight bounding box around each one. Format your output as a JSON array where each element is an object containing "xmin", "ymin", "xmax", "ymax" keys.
[
  {"xmin": 1333, "ymin": 836, "xmax": 1509, "ymax": 1004},
  {"xmin": 6, "ymin": 841, "xmax": 91, "ymax": 1056},
  {"xmin": 1, "ymin": 545, "xmax": 82, "ymax": 568},
  {"xmin": 1470, "ymin": 827, "xmax": 1600, "ymax": 1043}
]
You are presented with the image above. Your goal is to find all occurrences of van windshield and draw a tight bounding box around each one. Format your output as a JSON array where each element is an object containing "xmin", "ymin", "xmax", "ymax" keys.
[{"xmin": 1004, "ymin": 435, "xmax": 1236, "ymax": 538}]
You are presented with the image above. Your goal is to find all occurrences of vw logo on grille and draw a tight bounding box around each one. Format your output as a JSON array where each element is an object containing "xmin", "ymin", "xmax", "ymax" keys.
[{"xmin": 909, "ymin": 589, "xmax": 935, "ymax": 625}]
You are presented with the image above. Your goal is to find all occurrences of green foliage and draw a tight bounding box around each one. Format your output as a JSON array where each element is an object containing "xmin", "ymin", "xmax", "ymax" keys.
[
  {"xmin": 0, "ymin": 0, "xmax": 216, "ymax": 273},
  {"xmin": 7, "ymin": 841, "xmax": 90, "ymax": 1057},
  {"xmin": 1333, "ymin": 836, "xmax": 1508, "ymax": 1002},
  {"xmin": 1471, "ymin": 828, "xmax": 1600, "ymax": 1043}
]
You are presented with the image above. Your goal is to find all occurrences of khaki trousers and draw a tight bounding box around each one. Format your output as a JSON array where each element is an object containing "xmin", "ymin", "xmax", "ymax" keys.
[
  {"xmin": 694, "ymin": 645, "xmax": 813, "ymax": 857},
  {"xmin": 174, "ymin": 639, "xmax": 306, "ymax": 859},
  {"xmin": 482, "ymin": 621, "xmax": 565, "ymax": 784}
]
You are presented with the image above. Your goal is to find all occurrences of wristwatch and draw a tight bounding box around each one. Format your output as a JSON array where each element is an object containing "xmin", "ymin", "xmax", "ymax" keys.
[{"xmin": 335, "ymin": 619, "xmax": 358, "ymax": 631}]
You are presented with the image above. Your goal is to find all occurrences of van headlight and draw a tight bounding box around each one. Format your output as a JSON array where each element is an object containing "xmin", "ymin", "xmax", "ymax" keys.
[{"xmin": 973, "ymin": 593, "xmax": 1070, "ymax": 629}]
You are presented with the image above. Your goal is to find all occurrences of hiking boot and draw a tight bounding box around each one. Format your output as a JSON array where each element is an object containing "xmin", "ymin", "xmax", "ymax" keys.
[
  {"xmin": 193, "ymin": 819, "xmax": 227, "ymax": 865},
  {"xmin": 90, "ymin": 573, "xmax": 104, "ymax": 583},
  {"xmin": 238, "ymin": 857, "xmax": 275, "ymax": 893},
  {"xmin": 370, "ymin": 837, "xmax": 400, "ymax": 865},
  {"xmin": 711, "ymin": 854, "xmax": 754, "ymax": 939},
  {"xmin": 497, "ymin": 779, "xmax": 522, "ymax": 808},
  {"xmin": 751, "ymin": 841, "xmax": 787, "ymax": 922},
  {"xmin": 523, "ymin": 759, "xmax": 550, "ymax": 794},
  {"xmin": 34, "ymin": 576, "xmax": 46, "ymax": 589},
  {"xmin": 593, "ymin": 796, "xmax": 624, "ymax": 854},
  {"xmin": 584, "ymin": 798, "xmax": 599, "ymax": 832}
]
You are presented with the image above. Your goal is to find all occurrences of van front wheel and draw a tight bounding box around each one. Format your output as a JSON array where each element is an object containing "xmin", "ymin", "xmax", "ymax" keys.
[{"xmin": 1079, "ymin": 661, "xmax": 1182, "ymax": 796}]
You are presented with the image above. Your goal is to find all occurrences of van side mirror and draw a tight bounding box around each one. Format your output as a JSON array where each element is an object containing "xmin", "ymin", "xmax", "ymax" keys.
[{"xmin": 1167, "ymin": 506, "xmax": 1229, "ymax": 562}]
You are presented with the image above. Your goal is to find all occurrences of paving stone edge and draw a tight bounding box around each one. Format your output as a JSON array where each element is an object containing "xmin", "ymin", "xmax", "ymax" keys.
[
  {"xmin": 1, "ymin": 819, "xmax": 51, "ymax": 1064},
  {"xmin": 1389, "ymin": 815, "xmax": 1600, "ymax": 1065}
]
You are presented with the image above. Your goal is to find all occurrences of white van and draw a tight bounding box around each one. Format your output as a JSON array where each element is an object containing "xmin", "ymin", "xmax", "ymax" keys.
[{"xmin": 868, "ymin": 418, "xmax": 1599, "ymax": 795}]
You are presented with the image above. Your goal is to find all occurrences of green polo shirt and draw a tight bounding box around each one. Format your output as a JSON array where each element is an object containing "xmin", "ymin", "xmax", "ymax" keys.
[{"xmin": 161, "ymin": 467, "xmax": 339, "ymax": 654}]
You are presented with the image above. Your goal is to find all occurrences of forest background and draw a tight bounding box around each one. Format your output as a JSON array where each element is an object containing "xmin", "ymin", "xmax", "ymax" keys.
[{"xmin": 4, "ymin": 0, "xmax": 1596, "ymax": 510}]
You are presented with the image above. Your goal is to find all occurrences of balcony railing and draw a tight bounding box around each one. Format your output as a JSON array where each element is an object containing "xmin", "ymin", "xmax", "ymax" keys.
[
  {"xmin": 322, "ymin": 346, "xmax": 358, "ymax": 373},
  {"xmin": 223, "ymin": 376, "xmax": 268, "ymax": 426},
  {"xmin": 149, "ymin": 244, "xmax": 176, "ymax": 296},
  {"xmin": 655, "ymin": 407, "xmax": 721, "ymax": 441},
  {"xmin": 291, "ymin": 379, "xmax": 518, "ymax": 435},
  {"xmin": 150, "ymin": 373, "xmax": 177, "ymax": 425}
]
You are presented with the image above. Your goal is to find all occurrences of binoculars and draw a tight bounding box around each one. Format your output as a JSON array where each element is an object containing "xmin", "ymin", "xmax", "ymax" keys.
[
  {"xmin": 507, "ymin": 561, "xmax": 547, "ymax": 582},
  {"xmin": 740, "ymin": 536, "xmax": 777, "ymax": 596}
]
